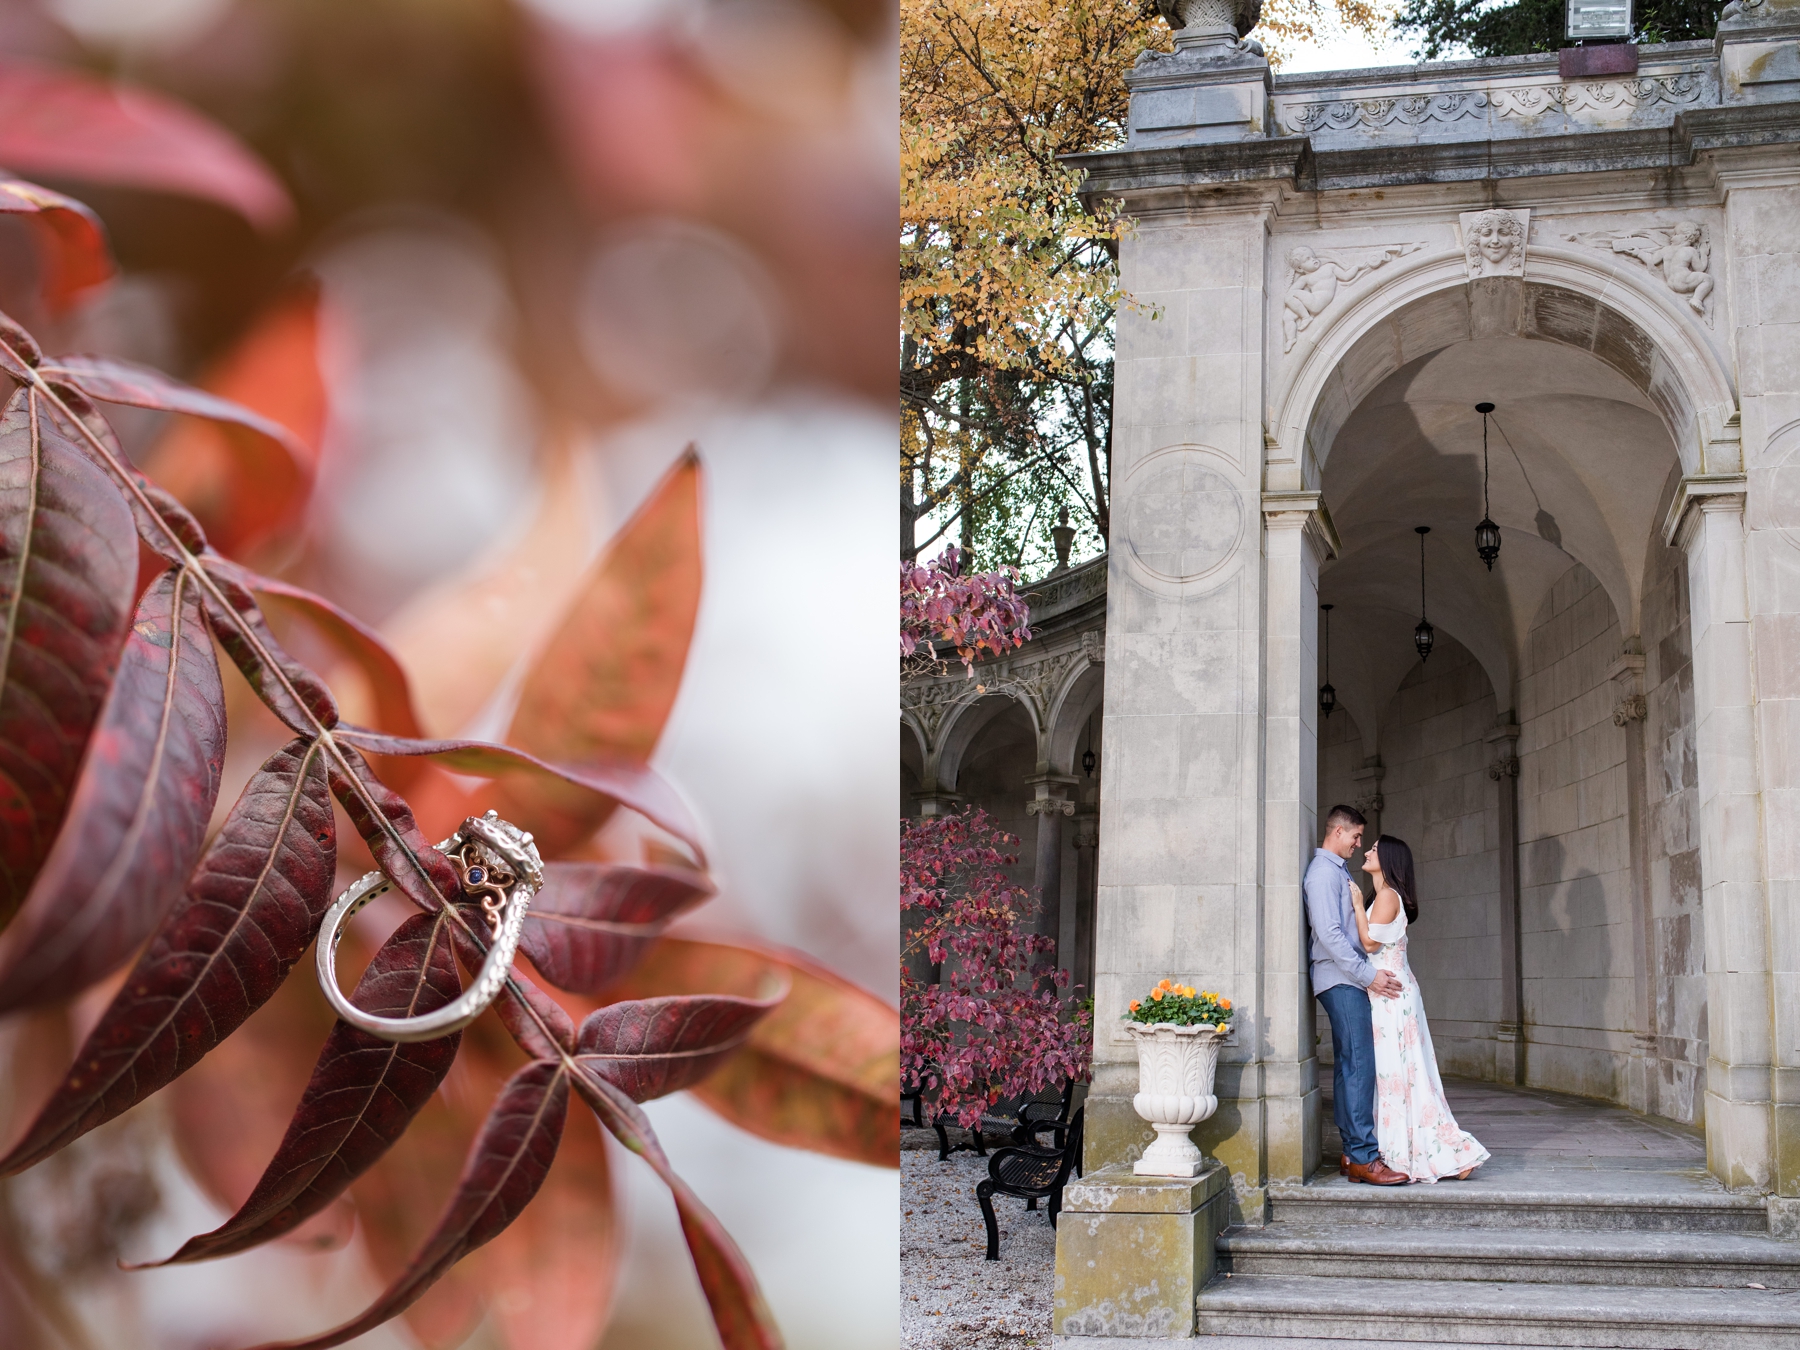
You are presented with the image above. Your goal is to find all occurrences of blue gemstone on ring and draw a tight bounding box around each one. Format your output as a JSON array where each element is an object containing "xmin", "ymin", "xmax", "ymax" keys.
[{"xmin": 467, "ymin": 867, "xmax": 485, "ymax": 883}]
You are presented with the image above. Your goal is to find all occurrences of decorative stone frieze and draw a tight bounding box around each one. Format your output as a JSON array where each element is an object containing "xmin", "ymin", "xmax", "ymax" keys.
[
  {"xmin": 1281, "ymin": 242, "xmax": 1424, "ymax": 353},
  {"xmin": 1279, "ymin": 74, "xmax": 1707, "ymax": 138},
  {"xmin": 1459, "ymin": 208, "xmax": 1530, "ymax": 278},
  {"xmin": 900, "ymin": 676, "xmax": 971, "ymax": 748},
  {"xmin": 1567, "ymin": 222, "xmax": 1714, "ymax": 322}
]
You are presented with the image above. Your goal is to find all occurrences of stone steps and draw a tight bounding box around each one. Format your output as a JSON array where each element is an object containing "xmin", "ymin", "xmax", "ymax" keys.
[
  {"xmin": 1218, "ymin": 1221, "xmax": 1800, "ymax": 1288},
  {"xmin": 1193, "ymin": 1274, "xmax": 1800, "ymax": 1347},
  {"xmin": 1265, "ymin": 1177, "xmax": 1770, "ymax": 1233}
]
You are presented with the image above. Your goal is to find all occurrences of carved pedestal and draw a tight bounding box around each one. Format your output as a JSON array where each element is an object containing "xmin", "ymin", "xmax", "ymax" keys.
[{"xmin": 1054, "ymin": 1163, "xmax": 1229, "ymax": 1339}]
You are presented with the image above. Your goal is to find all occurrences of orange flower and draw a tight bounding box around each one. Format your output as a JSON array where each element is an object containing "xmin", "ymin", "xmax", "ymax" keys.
[
  {"xmin": 1150, "ymin": 989, "xmax": 1164, "ymax": 1001},
  {"xmin": 1221, "ymin": 998, "xmax": 1232, "ymax": 1010},
  {"xmin": 1129, "ymin": 1000, "xmax": 1141, "ymax": 1011},
  {"xmin": 1155, "ymin": 979, "xmax": 1172, "ymax": 992}
]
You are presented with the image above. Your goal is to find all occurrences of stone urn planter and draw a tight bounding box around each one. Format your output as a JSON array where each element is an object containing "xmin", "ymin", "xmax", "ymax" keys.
[{"xmin": 1124, "ymin": 1020, "xmax": 1229, "ymax": 1177}]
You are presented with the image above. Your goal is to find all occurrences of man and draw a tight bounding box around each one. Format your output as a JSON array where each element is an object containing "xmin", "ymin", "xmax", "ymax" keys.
[{"xmin": 1306, "ymin": 804, "xmax": 1408, "ymax": 1186}]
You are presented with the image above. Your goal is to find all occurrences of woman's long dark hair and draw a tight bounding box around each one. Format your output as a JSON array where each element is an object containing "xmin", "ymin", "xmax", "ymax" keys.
[{"xmin": 1376, "ymin": 835, "xmax": 1419, "ymax": 923}]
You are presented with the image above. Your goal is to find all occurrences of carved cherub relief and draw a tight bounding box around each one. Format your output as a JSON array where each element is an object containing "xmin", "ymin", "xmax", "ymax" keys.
[
  {"xmin": 1459, "ymin": 208, "xmax": 1530, "ymax": 279},
  {"xmin": 1569, "ymin": 221, "xmax": 1714, "ymax": 322},
  {"xmin": 1280, "ymin": 242, "xmax": 1422, "ymax": 353}
]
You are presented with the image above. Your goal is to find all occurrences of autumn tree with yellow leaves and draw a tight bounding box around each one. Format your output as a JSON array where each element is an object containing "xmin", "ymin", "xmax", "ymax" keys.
[{"xmin": 900, "ymin": 0, "xmax": 1384, "ymax": 572}]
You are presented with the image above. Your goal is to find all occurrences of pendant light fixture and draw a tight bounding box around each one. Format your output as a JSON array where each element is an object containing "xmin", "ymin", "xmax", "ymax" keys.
[
  {"xmin": 1474, "ymin": 402, "xmax": 1501, "ymax": 570},
  {"xmin": 1319, "ymin": 603, "xmax": 1337, "ymax": 718},
  {"xmin": 1414, "ymin": 526, "xmax": 1435, "ymax": 662}
]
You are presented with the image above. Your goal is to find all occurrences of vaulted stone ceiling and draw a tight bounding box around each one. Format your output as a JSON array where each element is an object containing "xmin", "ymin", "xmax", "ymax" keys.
[{"xmin": 1318, "ymin": 334, "xmax": 1682, "ymax": 744}]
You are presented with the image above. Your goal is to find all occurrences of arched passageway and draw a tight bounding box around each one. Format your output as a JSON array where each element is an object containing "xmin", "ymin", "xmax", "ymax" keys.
[{"xmin": 1311, "ymin": 284, "xmax": 1704, "ymax": 1126}]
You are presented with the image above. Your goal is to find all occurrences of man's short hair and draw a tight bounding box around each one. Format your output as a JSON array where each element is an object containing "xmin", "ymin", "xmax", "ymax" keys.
[{"xmin": 1323, "ymin": 804, "xmax": 1366, "ymax": 835}]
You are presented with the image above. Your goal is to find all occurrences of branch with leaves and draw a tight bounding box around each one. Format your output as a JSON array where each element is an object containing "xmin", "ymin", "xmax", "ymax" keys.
[
  {"xmin": 0, "ymin": 180, "xmax": 896, "ymax": 1350},
  {"xmin": 900, "ymin": 810, "xmax": 1090, "ymax": 1129},
  {"xmin": 901, "ymin": 544, "xmax": 1033, "ymax": 679}
]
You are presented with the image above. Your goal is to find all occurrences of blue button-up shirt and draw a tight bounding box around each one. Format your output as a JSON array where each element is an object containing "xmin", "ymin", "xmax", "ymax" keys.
[{"xmin": 1305, "ymin": 847, "xmax": 1375, "ymax": 996}]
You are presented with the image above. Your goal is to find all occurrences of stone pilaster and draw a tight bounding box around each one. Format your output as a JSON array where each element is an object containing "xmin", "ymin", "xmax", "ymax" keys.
[{"xmin": 1668, "ymin": 478, "xmax": 1776, "ymax": 1192}]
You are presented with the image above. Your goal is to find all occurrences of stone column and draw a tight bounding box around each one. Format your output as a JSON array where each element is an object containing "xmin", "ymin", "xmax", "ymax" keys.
[
  {"xmin": 1668, "ymin": 478, "xmax": 1774, "ymax": 1192},
  {"xmin": 1072, "ymin": 812, "xmax": 1100, "ymax": 993},
  {"xmin": 1025, "ymin": 775, "xmax": 1077, "ymax": 965},
  {"xmin": 1486, "ymin": 718, "xmax": 1524, "ymax": 1085},
  {"xmin": 1260, "ymin": 492, "xmax": 1337, "ymax": 1189},
  {"xmin": 1082, "ymin": 197, "xmax": 1274, "ymax": 1218},
  {"xmin": 1610, "ymin": 649, "xmax": 1659, "ymax": 1117}
]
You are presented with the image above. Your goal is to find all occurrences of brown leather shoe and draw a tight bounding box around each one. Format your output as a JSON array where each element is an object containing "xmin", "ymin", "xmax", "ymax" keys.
[
  {"xmin": 1346, "ymin": 1158, "xmax": 1409, "ymax": 1186},
  {"xmin": 1339, "ymin": 1154, "xmax": 1349, "ymax": 1177}
]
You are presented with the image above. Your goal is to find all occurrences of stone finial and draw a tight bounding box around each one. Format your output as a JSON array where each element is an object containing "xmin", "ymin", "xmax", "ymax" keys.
[
  {"xmin": 1459, "ymin": 208, "xmax": 1530, "ymax": 279},
  {"xmin": 1156, "ymin": 0, "xmax": 1262, "ymax": 49}
]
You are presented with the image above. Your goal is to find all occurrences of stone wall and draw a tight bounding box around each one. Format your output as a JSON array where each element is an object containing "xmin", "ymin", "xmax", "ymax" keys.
[
  {"xmin": 1378, "ymin": 637, "xmax": 1504, "ymax": 1080},
  {"xmin": 1516, "ymin": 563, "xmax": 1637, "ymax": 1103}
]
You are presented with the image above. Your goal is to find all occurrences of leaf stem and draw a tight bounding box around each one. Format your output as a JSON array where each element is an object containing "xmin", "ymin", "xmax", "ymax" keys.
[{"xmin": 3, "ymin": 350, "xmax": 457, "ymax": 915}]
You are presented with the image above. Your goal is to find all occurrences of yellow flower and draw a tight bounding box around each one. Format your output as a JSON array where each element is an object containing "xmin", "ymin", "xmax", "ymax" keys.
[{"xmin": 1180, "ymin": 985, "xmax": 1195, "ymax": 997}]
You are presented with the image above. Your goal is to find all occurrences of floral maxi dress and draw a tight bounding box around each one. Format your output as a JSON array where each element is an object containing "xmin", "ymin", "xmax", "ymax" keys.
[{"xmin": 1367, "ymin": 909, "xmax": 1490, "ymax": 1182}]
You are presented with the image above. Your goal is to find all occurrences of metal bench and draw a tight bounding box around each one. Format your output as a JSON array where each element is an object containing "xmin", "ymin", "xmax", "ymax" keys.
[
  {"xmin": 1010, "ymin": 1078, "xmax": 1081, "ymax": 1150},
  {"xmin": 975, "ymin": 1108, "xmax": 1084, "ymax": 1260}
]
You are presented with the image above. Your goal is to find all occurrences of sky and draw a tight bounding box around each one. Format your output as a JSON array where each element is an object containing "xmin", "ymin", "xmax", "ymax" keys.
[{"xmin": 1277, "ymin": 9, "xmax": 1433, "ymax": 73}]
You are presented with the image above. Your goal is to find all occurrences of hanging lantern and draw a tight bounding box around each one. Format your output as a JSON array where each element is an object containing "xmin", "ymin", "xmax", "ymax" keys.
[
  {"xmin": 1474, "ymin": 402, "xmax": 1501, "ymax": 570},
  {"xmin": 1414, "ymin": 526, "xmax": 1435, "ymax": 662},
  {"xmin": 1319, "ymin": 602, "xmax": 1337, "ymax": 717}
]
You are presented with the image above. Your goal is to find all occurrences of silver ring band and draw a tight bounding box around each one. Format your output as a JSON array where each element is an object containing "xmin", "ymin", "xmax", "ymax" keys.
[{"xmin": 316, "ymin": 810, "xmax": 544, "ymax": 1043}]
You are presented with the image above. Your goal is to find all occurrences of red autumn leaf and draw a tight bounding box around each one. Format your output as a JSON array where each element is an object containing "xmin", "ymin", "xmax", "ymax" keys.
[
  {"xmin": 41, "ymin": 355, "xmax": 311, "ymax": 494},
  {"xmin": 474, "ymin": 1093, "xmax": 618, "ymax": 1350},
  {"xmin": 166, "ymin": 917, "xmax": 355, "ymax": 1259},
  {"xmin": 249, "ymin": 576, "xmax": 425, "ymax": 740},
  {"xmin": 0, "ymin": 565, "xmax": 226, "ymax": 1011},
  {"xmin": 572, "ymin": 1066, "xmax": 782, "ymax": 1350},
  {"xmin": 0, "ymin": 385, "xmax": 136, "ymax": 930},
  {"xmin": 518, "ymin": 862, "xmax": 714, "ymax": 995},
  {"xmin": 0, "ymin": 59, "xmax": 293, "ymax": 231},
  {"xmin": 155, "ymin": 909, "xmax": 463, "ymax": 1265},
  {"xmin": 326, "ymin": 742, "xmax": 463, "ymax": 916},
  {"xmin": 574, "ymin": 986, "xmax": 785, "ymax": 1104},
  {"xmin": 139, "ymin": 290, "xmax": 326, "ymax": 558},
  {"xmin": 0, "ymin": 177, "xmax": 114, "ymax": 313},
  {"xmin": 0, "ymin": 738, "xmax": 334, "ymax": 1176},
  {"xmin": 198, "ymin": 558, "xmax": 339, "ymax": 735},
  {"xmin": 244, "ymin": 1059, "xmax": 572, "ymax": 1350},
  {"xmin": 611, "ymin": 937, "xmax": 899, "ymax": 1168},
  {"xmin": 334, "ymin": 727, "xmax": 706, "ymax": 865},
  {"xmin": 493, "ymin": 448, "xmax": 703, "ymax": 854},
  {"xmin": 447, "ymin": 922, "xmax": 576, "ymax": 1062}
]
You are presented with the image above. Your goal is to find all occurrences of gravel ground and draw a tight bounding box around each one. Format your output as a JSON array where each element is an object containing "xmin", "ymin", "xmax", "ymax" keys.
[{"xmin": 900, "ymin": 1134, "xmax": 1058, "ymax": 1349}]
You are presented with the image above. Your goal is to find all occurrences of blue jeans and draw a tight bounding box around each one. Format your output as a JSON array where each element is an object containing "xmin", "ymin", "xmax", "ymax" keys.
[{"xmin": 1317, "ymin": 983, "xmax": 1378, "ymax": 1166}]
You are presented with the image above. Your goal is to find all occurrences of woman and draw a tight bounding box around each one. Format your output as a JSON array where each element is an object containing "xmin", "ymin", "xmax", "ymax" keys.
[{"xmin": 1350, "ymin": 835, "xmax": 1489, "ymax": 1183}]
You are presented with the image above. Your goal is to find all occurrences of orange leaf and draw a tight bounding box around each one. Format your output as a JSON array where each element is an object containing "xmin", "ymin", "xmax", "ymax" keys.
[
  {"xmin": 607, "ymin": 937, "xmax": 898, "ymax": 1168},
  {"xmin": 140, "ymin": 288, "xmax": 324, "ymax": 559},
  {"xmin": 0, "ymin": 177, "xmax": 113, "ymax": 314},
  {"xmin": 495, "ymin": 449, "xmax": 702, "ymax": 854},
  {"xmin": 382, "ymin": 429, "xmax": 602, "ymax": 738}
]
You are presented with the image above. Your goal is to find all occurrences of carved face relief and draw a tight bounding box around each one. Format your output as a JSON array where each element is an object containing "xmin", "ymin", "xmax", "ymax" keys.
[{"xmin": 1458, "ymin": 208, "xmax": 1529, "ymax": 279}]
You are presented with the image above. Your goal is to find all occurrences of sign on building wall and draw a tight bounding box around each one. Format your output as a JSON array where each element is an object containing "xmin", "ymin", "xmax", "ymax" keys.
[{"xmin": 1566, "ymin": 0, "xmax": 1633, "ymax": 39}]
